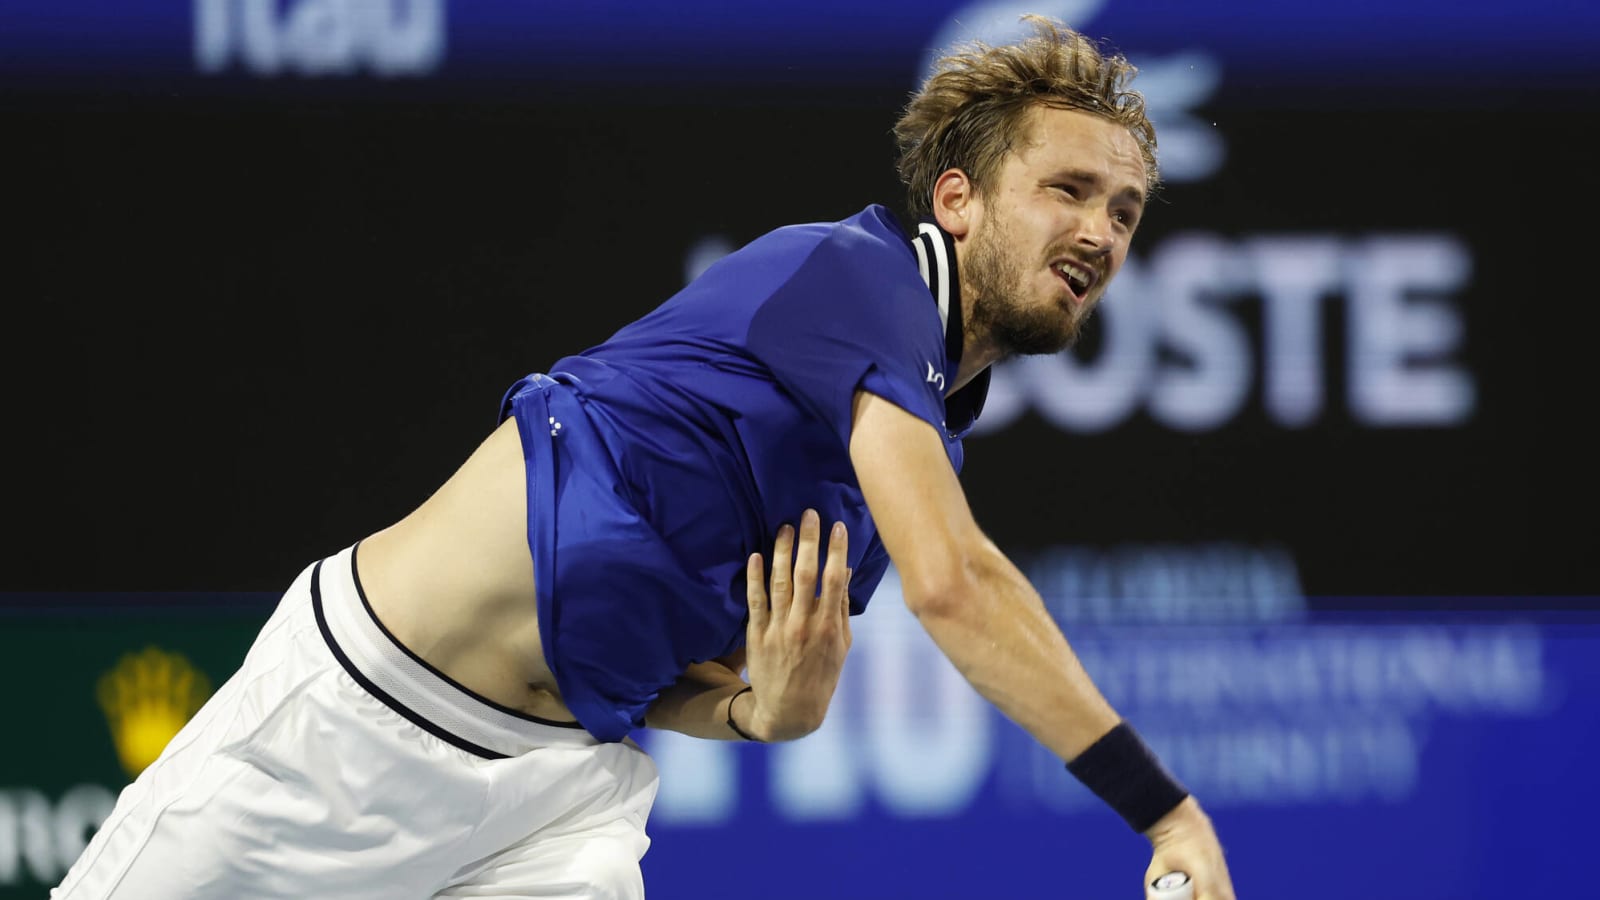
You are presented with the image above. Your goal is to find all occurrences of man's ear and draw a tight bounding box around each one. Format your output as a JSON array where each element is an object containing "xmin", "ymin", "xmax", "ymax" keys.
[{"xmin": 931, "ymin": 168, "xmax": 975, "ymax": 238}]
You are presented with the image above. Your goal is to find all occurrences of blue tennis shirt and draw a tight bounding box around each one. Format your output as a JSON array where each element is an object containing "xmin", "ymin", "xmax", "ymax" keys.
[{"xmin": 500, "ymin": 203, "xmax": 990, "ymax": 741}]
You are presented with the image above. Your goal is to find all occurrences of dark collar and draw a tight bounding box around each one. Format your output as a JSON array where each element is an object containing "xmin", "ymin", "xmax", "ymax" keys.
[
  {"xmin": 910, "ymin": 219, "xmax": 989, "ymax": 439},
  {"xmin": 910, "ymin": 220, "xmax": 964, "ymax": 373}
]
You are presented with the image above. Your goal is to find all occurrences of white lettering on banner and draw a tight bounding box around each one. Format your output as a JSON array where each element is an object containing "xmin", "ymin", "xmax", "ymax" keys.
[
  {"xmin": 1347, "ymin": 237, "xmax": 1476, "ymax": 425},
  {"xmin": 0, "ymin": 785, "xmax": 117, "ymax": 887},
  {"xmin": 769, "ymin": 692, "xmax": 865, "ymax": 820},
  {"xmin": 973, "ymin": 233, "xmax": 1476, "ymax": 435},
  {"xmin": 1022, "ymin": 719, "xmax": 1420, "ymax": 811},
  {"xmin": 1011, "ymin": 624, "xmax": 1548, "ymax": 808},
  {"xmin": 1251, "ymin": 237, "xmax": 1342, "ymax": 427},
  {"xmin": 854, "ymin": 569, "xmax": 991, "ymax": 816},
  {"xmin": 1159, "ymin": 720, "xmax": 1419, "ymax": 803},
  {"xmin": 1025, "ymin": 542, "xmax": 1306, "ymax": 626},
  {"xmin": 1148, "ymin": 235, "xmax": 1254, "ymax": 430},
  {"xmin": 646, "ymin": 737, "xmax": 737, "ymax": 824},
  {"xmin": 194, "ymin": 0, "xmax": 445, "ymax": 77},
  {"xmin": 1070, "ymin": 626, "xmax": 1546, "ymax": 714}
]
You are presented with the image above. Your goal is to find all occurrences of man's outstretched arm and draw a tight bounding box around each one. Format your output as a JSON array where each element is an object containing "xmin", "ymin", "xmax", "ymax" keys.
[
  {"xmin": 848, "ymin": 390, "xmax": 1119, "ymax": 759},
  {"xmin": 849, "ymin": 390, "xmax": 1234, "ymax": 899}
]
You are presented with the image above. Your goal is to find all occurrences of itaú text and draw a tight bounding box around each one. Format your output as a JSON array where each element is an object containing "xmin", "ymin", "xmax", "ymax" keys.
[
  {"xmin": 194, "ymin": 0, "xmax": 445, "ymax": 78},
  {"xmin": 976, "ymin": 233, "xmax": 1476, "ymax": 435}
]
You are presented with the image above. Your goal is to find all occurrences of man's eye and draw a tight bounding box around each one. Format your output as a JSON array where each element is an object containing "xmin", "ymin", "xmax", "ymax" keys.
[{"xmin": 1052, "ymin": 184, "xmax": 1079, "ymax": 198}]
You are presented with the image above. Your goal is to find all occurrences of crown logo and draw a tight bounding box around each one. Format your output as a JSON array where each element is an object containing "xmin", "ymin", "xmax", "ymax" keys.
[{"xmin": 97, "ymin": 646, "xmax": 214, "ymax": 779}]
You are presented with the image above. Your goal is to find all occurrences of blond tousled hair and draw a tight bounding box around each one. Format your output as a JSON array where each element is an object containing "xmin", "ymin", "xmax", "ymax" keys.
[{"xmin": 894, "ymin": 16, "xmax": 1158, "ymax": 221}]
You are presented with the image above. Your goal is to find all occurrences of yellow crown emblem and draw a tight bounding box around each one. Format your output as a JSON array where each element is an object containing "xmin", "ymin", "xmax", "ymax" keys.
[{"xmin": 97, "ymin": 646, "xmax": 214, "ymax": 779}]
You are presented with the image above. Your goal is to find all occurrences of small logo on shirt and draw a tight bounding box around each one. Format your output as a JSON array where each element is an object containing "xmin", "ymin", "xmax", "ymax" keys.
[{"xmin": 925, "ymin": 362, "xmax": 945, "ymax": 391}]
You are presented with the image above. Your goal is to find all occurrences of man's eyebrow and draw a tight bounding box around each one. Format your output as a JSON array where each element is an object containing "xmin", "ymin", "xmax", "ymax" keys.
[{"xmin": 1053, "ymin": 168, "xmax": 1147, "ymax": 206}]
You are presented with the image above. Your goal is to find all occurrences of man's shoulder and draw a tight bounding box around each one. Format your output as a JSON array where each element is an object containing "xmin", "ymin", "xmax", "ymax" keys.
[
  {"xmin": 769, "ymin": 204, "xmax": 922, "ymax": 300},
  {"xmin": 812, "ymin": 203, "xmax": 913, "ymax": 260},
  {"xmin": 750, "ymin": 203, "xmax": 911, "ymax": 266},
  {"xmin": 746, "ymin": 203, "xmax": 942, "ymax": 352},
  {"xmin": 701, "ymin": 204, "xmax": 919, "ymax": 314}
]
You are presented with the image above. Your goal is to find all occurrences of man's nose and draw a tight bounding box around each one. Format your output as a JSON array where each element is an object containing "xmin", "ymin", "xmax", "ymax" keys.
[{"xmin": 1074, "ymin": 207, "xmax": 1117, "ymax": 255}]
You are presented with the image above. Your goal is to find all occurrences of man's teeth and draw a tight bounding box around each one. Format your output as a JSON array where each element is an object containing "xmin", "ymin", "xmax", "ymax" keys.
[{"xmin": 1054, "ymin": 262, "xmax": 1090, "ymax": 292}]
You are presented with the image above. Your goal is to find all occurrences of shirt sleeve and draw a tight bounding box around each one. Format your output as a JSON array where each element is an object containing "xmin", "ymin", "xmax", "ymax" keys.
[
  {"xmin": 745, "ymin": 225, "xmax": 948, "ymax": 448},
  {"xmin": 845, "ymin": 535, "xmax": 892, "ymax": 615}
]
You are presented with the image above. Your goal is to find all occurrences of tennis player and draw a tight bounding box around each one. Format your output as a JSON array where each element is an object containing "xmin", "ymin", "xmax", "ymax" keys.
[{"xmin": 56, "ymin": 15, "xmax": 1234, "ymax": 900}]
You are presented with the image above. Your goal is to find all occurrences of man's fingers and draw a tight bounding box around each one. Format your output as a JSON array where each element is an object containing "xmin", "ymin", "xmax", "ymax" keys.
[
  {"xmin": 769, "ymin": 523, "xmax": 795, "ymax": 618},
  {"xmin": 789, "ymin": 509, "xmax": 821, "ymax": 612},
  {"xmin": 841, "ymin": 567, "xmax": 854, "ymax": 649},
  {"xmin": 819, "ymin": 521, "xmax": 848, "ymax": 617},
  {"xmin": 745, "ymin": 552, "xmax": 768, "ymax": 631}
]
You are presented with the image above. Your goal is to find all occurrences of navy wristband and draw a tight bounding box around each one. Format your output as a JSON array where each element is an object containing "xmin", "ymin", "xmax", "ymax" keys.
[{"xmin": 1065, "ymin": 722, "xmax": 1189, "ymax": 833}]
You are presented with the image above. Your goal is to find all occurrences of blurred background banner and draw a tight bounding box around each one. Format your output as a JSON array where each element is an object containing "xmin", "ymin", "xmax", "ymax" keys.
[
  {"xmin": 2, "ymin": 0, "xmax": 1598, "ymax": 91},
  {"xmin": 3, "ymin": 0, "xmax": 1596, "ymax": 898},
  {"xmin": 3, "ymin": 587, "xmax": 1596, "ymax": 898}
]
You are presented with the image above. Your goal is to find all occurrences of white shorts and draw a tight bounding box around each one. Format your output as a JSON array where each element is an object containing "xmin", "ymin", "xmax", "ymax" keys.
[{"xmin": 53, "ymin": 545, "xmax": 659, "ymax": 900}]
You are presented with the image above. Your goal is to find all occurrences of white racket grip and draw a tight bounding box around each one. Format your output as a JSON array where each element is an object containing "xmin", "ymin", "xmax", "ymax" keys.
[{"xmin": 1149, "ymin": 871, "xmax": 1194, "ymax": 900}]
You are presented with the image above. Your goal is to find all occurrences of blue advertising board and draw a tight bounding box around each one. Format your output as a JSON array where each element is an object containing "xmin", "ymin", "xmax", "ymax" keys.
[
  {"xmin": 634, "ymin": 576, "xmax": 1598, "ymax": 898},
  {"xmin": 3, "ymin": 0, "xmax": 1597, "ymax": 92},
  {"xmin": 1, "ymin": 579, "xmax": 1595, "ymax": 897}
]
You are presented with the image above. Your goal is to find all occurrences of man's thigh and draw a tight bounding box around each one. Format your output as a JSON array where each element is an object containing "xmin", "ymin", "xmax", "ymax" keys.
[
  {"xmin": 437, "ymin": 817, "xmax": 650, "ymax": 900},
  {"xmin": 65, "ymin": 747, "xmax": 474, "ymax": 900}
]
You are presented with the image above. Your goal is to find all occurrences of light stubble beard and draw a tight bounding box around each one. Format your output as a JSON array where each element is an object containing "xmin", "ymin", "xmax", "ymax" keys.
[{"xmin": 963, "ymin": 212, "xmax": 1086, "ymax": 360}]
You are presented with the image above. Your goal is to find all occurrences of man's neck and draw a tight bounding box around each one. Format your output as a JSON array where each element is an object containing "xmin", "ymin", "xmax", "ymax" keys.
[
  {"xmin": 948, "ymin": 238, "xmax": 999, "ymax": 396},
  {"xmin": 912, "ymin": 218, "xmax": 995, "ymax": 398},
  {"xmin": 951, "ymin": 291, "xmax": 1000, "ymax": 395}
]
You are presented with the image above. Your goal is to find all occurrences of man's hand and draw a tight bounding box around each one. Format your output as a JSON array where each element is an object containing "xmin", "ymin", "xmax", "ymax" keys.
[
  {"xmin": 1144, "ymin": 798, "xmax": 1236, "ymax": 900},
  {"xmin": 737, "ymin": 508, "xmax": 852, "ymax": 742}
]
